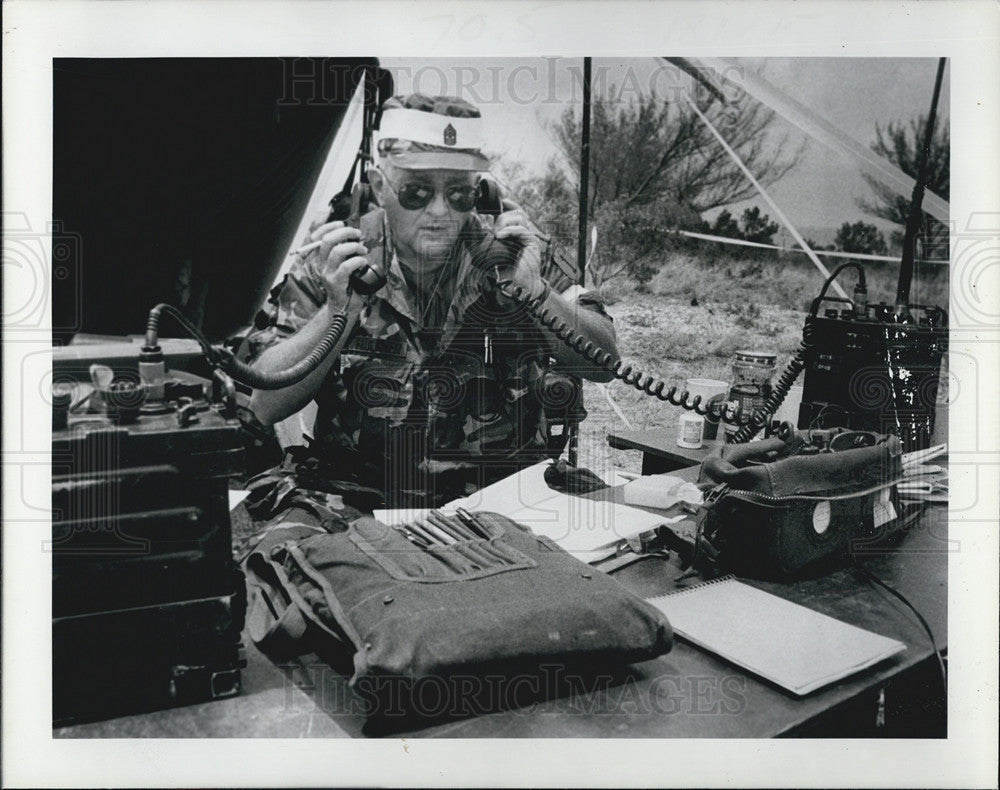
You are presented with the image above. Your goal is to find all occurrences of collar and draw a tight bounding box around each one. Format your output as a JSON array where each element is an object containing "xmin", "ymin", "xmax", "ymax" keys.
[{"xmin": 366, "ymin": 210, "xmax": 489, "ymax": 352}]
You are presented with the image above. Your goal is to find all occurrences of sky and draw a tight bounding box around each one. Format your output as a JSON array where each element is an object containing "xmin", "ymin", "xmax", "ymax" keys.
[{"xmin": 381, "ymin": 57, "xmax": 950, "ymax": 243}]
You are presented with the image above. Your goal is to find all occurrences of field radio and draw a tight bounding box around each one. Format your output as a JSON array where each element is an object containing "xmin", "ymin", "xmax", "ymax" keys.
[
  {"xmin": 52, "ymin": 351, "xmax": 247, "ymax": 725},
  {"xmin": 799, "ymin": 288, "xmax": 947, "ymax": 452}
]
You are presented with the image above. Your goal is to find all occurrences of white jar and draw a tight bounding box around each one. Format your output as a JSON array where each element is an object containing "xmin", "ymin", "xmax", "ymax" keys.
[{"xmin": 676, "ymin": 412, "xmax": 705, "ymax": 449}]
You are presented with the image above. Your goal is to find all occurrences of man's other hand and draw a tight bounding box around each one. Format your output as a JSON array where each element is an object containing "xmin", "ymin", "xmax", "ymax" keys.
[
  {"xmin": 493, "ymin": 202, "xmax": 547, "ymax": 302},
  {"xmin": 306, "ymin": 220, "xmax": 370, "ymax": 313}
]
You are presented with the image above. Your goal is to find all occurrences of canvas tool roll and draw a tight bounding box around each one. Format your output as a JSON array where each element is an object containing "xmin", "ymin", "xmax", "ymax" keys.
[
  {"xmin": 245, "ymin": 513, "xmax": 673, "ymax": 689},
  {"xmin": 694, "ymin": 431, "xmax": 905, "ymax": 578}
]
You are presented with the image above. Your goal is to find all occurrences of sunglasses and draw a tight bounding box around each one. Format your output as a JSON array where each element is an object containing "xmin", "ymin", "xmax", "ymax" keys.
[{"xmin": 378, "ymin": 169, "xmax": 480, "ymax": 213}]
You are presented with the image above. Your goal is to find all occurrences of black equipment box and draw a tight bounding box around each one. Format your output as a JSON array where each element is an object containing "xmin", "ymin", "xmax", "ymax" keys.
[
  {"xmin": 800, "ymin": 305, "xmax": 947, "ymax": 452},
  {"xmin": 53, "ymin": 591, "xmax": 245, "ymax": 726},
  {"xmin": 52, "ymin": 367, "xmax": 247, "ymax": 726}
]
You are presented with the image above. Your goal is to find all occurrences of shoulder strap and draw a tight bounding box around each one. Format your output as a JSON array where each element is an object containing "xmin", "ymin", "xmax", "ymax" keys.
[{"xmin": 244, "ymin": 552, "xmax": 311, "ymax": 658}]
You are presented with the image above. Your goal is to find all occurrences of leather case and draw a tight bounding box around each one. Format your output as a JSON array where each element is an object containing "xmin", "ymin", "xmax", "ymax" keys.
[{"xmin": 694, "ymin": 432, "xmax": 905, "ymax": 578}]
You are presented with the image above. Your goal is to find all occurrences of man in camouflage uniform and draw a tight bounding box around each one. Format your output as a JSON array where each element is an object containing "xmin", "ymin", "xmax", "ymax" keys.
[{"xmin": 240, "ymin": 94, "xmax": 617, "ymax": 539}]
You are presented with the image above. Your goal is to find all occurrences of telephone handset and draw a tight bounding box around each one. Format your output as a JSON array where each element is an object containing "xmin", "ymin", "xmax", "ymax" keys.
[
  {"xmin": 467, "ymin": 177, "xmax": 526, "ymax": 281},
  {"xmin": 163, "ymin": 182, "xmax": 383, "ymax": 391},
  {"xmin": 325, "ymin": 182, "xmax": 386, "ymax": 296}
]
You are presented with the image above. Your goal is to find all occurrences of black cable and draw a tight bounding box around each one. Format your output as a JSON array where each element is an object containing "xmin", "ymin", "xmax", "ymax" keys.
[
  {"xmin": 472, "ymin": 229, "xmax": 893, "ymax": 442},
  {"xmin": 143, "ymin": 298, "xmax": 356, "ymax": 391},
  {"xmin": 144, "ymin": 303, "xmax": 216, "ymax": 358},
  {"xmin": 728, "ymin": 331, "xmax": 811, "ymax": 443},
  {"xmin": 726, "ymin": 261, "xmax": 867, "ymax": 442},
  {"xmin": 809, "ymin": 261, "xmax": 867, "ymax": 317},
  {"xmin": 213, "ymin": 307, "xmax": 351, "ymax": 390},
  {"xmin": 853, "ymin": 556, "xmax": 948, "ymax": 697}
]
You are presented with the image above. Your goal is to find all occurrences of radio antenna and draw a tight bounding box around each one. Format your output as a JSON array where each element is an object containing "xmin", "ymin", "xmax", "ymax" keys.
[{"xmin": 894, "ymin": 57, "xmax": 947, "ymax": 319}]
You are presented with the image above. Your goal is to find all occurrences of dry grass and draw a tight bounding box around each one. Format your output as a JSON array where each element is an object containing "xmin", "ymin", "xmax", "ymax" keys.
[
  {"xmin": 639, "ymin": 247, "xmax": 948, "ymax": 312},
  {"xmin": 575, "ymin": 293, "xmax": 805, "ymax": 478},
  {"xmin": 572, "ymin": 247, "xmax": 949, "ymax": 478}
]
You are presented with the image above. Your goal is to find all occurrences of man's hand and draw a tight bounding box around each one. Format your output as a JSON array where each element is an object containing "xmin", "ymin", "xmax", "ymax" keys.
[
  {"xmin": 493, "ymin": 202, "xmax": 547, "ymax": 302},
  {"xmin": 305, "ymin": 220, "xmax": 371, "ymax": 314},
  {"xmin": 489, "ymin": 202, "xmax": 618, "ymax": 383}
]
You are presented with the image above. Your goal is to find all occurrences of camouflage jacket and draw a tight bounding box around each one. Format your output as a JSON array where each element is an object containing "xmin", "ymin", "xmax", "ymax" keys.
[{"xmin": 244, "ymin": 207, "xmax": 610, "ymax": 508}]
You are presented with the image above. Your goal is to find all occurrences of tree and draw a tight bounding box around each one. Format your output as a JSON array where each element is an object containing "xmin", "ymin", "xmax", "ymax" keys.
[
  {"xmin": 803, "ymin": 237, "xmax": 835, "ymax": 252},
  {"xmin": 710, "ymin": 209, "xmax": 741, "ymax": 239},
  {"xmin": 500, "ymin": 156, "xmax": 704, "ymax": 289},
  {"xmin": 857, "ymin": 114, "xmax": 949, "ymax": 260},
  {"xmin": 738, "ymin": 206, "xmax": 780, "ymax": 245},
  {"xmin": 586, "ymin": 197, "xmax": 703, "ymax": 288},
  {"xmin": 550, "ymin": 88, "xmax": 801, "ymax": 218},
  {"xmin": 703, "ymin": 206, "xmax": 778, "ymax": 244},
  {"xmin": 834, "ymin": 221, "xmax": 888, "ymax": 256},
  {"xmin": 501, "ymin": 75, "xmax": 802, "ymax": 289}
]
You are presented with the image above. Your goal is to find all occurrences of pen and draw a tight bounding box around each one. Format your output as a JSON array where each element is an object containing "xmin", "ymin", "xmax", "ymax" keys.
[
  {"xmin": 455, "ymin": 508, "xmax": 491, "ymax": 539},
  {"xmin": 416, "ymin": 517, "xmax": 457, "ymax": 546},
  {"xmin": 406, "ymin": 521, "xmax": 443, "ymax": 547},
  {"xmin": 428, "ymin": 513, "xmax": 506, "ymax": 570},
  {"xmin": 391, "ymin": 524, "xmax": 431, "ymax": 549},
  {"xmin": 428, "ymin": 510, "xmax": 476, "ymax": 541},
  {"xmin": 427, "ymin": 511, "xmax": 504, "ymax": 566}
]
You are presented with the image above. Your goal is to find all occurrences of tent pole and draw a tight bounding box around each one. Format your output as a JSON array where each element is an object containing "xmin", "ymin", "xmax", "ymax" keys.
[
  {"xmin": 567, "ymin": 57, "xmax": 590, "ymax": 466},
  {"xmin": 568, "ymin": 56, "xmax": 592, "ymax": 468},
  {"xmin": 576, "ymin": 57, "xmax": 592, "ymax": 288}
]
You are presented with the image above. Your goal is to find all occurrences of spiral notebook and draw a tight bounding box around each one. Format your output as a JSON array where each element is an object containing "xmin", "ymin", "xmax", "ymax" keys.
[{"xmin": 647, "ymin": 576, "xmax": 906, "ymax": 696}]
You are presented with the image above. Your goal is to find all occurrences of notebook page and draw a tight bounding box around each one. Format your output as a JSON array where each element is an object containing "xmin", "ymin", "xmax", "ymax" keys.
[
  {"xmin": 507, "ymin": 494, "xmax": 673, "ymax": 560},
  {"xmin": 648, "ymin": 577, "xmax": 906, "ymax": 695},
  {"xmin": 374, "ymin": 461, "xmax": 557, "ymax": 525}
]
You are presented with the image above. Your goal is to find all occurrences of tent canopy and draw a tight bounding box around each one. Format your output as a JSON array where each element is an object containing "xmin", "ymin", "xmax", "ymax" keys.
[{"xmin": 53, "ymin": 57, "xmax": 376, "ymax": 344}]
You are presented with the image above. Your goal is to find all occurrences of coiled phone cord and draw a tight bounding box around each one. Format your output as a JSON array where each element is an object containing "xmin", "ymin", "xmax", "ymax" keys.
[
  {"xmin": 145, "ymin": 230, "xmax": 837, "ymax": 420},
  {"xmin": 144, "ymin": 300, "xmax": 354, "ymax": 391},
  {"xmin": 495, "ymin": 273, "xmax": 815, "ymax": 442}
]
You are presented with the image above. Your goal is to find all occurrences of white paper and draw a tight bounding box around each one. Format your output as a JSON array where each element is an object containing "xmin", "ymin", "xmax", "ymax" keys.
[{"xmin": 374, "ymin": 460, "xmax": 679, "ymax": 561}]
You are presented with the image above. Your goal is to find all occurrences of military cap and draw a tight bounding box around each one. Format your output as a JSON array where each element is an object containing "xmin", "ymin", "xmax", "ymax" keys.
[{"xmin": 377, "ymin": 94, "xmax": 491, "ymax": 171}]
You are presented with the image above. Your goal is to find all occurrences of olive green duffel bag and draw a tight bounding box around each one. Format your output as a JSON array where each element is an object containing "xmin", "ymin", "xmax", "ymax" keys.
[{"xmin": 245, "ymin": 512, "xmax": 673, "ymax": 717}]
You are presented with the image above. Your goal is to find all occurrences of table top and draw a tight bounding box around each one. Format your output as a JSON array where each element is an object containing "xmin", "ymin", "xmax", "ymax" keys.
[
  {"xmin": 54, "ymin": 481, "xmax": 947, "ymax": 739},
  {"xmin": 608, "ymin": 428, "xmax": 722, "ymax": 468},
  {"xmin": 609, "ymin": 397, "xmax": 950, "ymax": 470}
]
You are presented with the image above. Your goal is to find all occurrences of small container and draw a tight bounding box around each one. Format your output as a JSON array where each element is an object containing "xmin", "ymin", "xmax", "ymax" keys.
[
  {"xmin": 52, "ymin": 383, "xmax": 73, "ymax": 431},
  {"xmin": 731, "ymin": 350, "xmax": 777, "ymax": 388},
  {"xmin": 725, "ymin": 351, "xmax": 777, "ymax": 443},
  {"xmin": 677, "ymin": 412, "xmax": 705, "ymax": 449},
  {"xmin": 702, "ymin": 393, "xmax": 727, "ymax": 440},
  {"xmin": 685, "ymin": 378, "xmax": 728, "ymax": 440}
]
